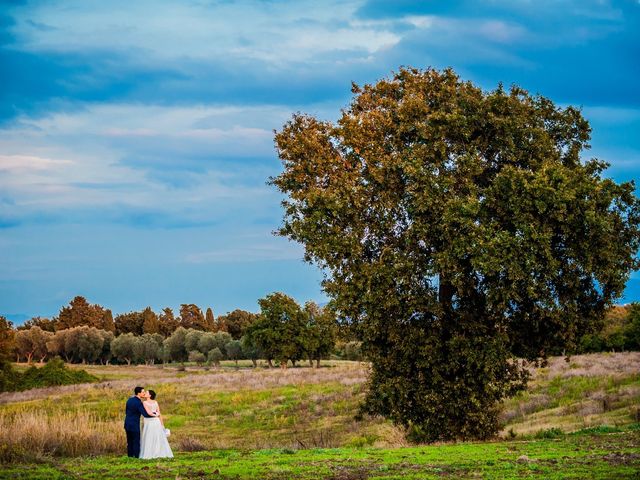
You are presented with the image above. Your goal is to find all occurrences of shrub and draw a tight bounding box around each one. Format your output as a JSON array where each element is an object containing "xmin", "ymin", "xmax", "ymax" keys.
[
  {"xmin": 533, "ymin": 428, "xmax": 564, "ymax": 439},
  {"xmin": 17, "ymin": 358, "xmax": 97, "ymax": 390},
  {"xmin": 0, "ymin": 357, "xmax": 96, "ymax": 393}
]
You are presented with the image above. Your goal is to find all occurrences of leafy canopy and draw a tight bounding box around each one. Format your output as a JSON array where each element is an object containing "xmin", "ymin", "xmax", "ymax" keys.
[{"xmin": 271, "ymin": 67, "xmax": 640, "ymax": 441}]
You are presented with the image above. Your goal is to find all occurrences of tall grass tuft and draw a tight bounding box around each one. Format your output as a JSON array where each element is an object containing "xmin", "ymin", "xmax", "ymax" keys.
[{"xmin": 0, "ymin": 411, "xmax": 123, "ymax": 462}]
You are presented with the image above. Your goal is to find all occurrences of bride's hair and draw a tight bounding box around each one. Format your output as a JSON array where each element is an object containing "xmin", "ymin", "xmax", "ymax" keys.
[{"xmin": 148, "ymin": 390, "xmax": 156, "ymax": 400}]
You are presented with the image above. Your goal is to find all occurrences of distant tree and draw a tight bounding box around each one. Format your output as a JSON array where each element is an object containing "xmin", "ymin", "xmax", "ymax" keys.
[
  {"xmin": 97, "ymin": 330, "xmax": 114, "ymax": 364},
  {"xmin": 56, "ymin": 296, "xmax": 105, "ymax": 330},
  {"xmin": 16, "ymin": 329, "xmax": 36, "ymax": 363},
  {"xmin": 248, "ymin": 293, "xmax": 307, "ymax": 368},
  {"xmin": 271, "ymin": 67, "xmax": 640, "ymax": 440},
  {"xmin": 0, "ymin": 316, "xmax": 16, "ymax": 363},
  {"xmin": 18, "ymin": 317, "xmax": 57, "ymax": 332},
  {"xmin": 163, "ymin": 327, "xmax": 189, "ymax": 363},
  {"xmin": 205, "ymin": 307, "xmax": 216, "ymax": 331},
  {"xmin": 115, "ymin": 311, "xmax": 144, "ymax": 336},
  {"xmin": 213, "ymin": 314, "xmax": 228, "ymax": 333},
  {"xmin": 0, "ymin": 316, "xmax": 16, "ymax": 392},
  {"xmin": 303, "ymin": 302, "xmax": 337, "ymax": 368},
  {"xmin": 72, "ymin": 326, "xmax": 104, "ymax": 364},
  {"xmin": 15, "ymin": 327, "xmax": 52, "ymax": 363},
  {"xmin": 132, "ymin": 334, "xmax": 164, "ymax": 365},
  {"xmin": 15, "ymin": 328, "xmax": 38, "ymax": 363},
  {"xmin": 240, "ymin": 335, "xmax": 262, "ymax": 368},
  {"xmin": 342, "ymin": 341, "xmax": 363, "ymax": 361},
  {"xmin": 46, "ymin": 329, "xmax": 71, "ymax": 362},
  {"xmin": 142, "ymin": 307, "xmax": 160, "ymax": 335},
  {"xmin": 213, "ymin": 332, "xmax": 233, "ymax": 353},
  {"xmin": 219, "ymin": 309, "xmax": 259, "ymax": 340},
  {"xmin": 179, "ymin": 304, "xmax": 208, "ymax": 331},
  {"xmin": 185, "ymin": 329, "xmax": 204, "ymax": 353},
  {"xmin": 111, "ymin": 333, "xmax": 137, "ymax": 365},
  {"xmin": 624, "ymin": 303, "xmax": 640, "ymax": 350},
  {"xmin": 34, "ymin": 328, "xmax": 53, "ymax": 363},
  {"xmin": 207, "ymin": 347, "xmax": 223, "ymax": 367},
  {"xmin": 188, "ymin": 350, "xmax": 206, "ymax": 366},
  {"xmin": 197, "ymin": 332, "xmax": 217, "ymax": 355},
  {"xmin": 158, "ymin": 307, "xmax": 179, "ymax": 337},
  {"xmin": 101, "ymin": 309, "xmax": 115, "ymax": 333},
  {"xmin": 225, "ymin": 340, "xmax": 243, "ymax": 366}
]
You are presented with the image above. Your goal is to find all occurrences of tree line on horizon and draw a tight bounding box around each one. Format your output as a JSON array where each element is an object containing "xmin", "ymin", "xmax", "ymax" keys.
[
  {"xmin": 15, "ymin": 295, "xmax": 252, "ymax": 338},
  {"xmin": 0, "ymin": 293, "xmax": 364, "ymax": 378}
]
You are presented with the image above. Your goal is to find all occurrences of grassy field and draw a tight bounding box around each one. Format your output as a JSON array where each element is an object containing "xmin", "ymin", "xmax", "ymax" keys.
[
  {"xmin": 3, "ymin": 429, "xmax": 640, "ymax": 479},
  {"xmin": 1, "ymin": 354, "xmax": 639, "ymax": 478}
]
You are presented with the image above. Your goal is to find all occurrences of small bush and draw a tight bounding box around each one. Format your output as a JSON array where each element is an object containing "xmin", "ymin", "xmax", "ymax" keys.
[
  {"xmin": 0, "ymin": 358, "xmax": 97, "ymax": 392},
  {"xmin": 345, "ymin": 434, "xmax": 377, "ymax": 448},
  {"xmin": 533, "ymin": 428, "xmax": 564, "ymax": 439}
]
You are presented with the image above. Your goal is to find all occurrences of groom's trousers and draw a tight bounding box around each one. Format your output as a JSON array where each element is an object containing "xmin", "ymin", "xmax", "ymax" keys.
[{"xmin": 126, "ymin": 429, "xmax": 141, "ymax": 457}]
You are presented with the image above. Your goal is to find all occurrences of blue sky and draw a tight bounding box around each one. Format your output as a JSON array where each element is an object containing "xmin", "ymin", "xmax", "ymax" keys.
[{"xmin": 1, "ymin": 0, "xmax": 639, "ymax": 322}]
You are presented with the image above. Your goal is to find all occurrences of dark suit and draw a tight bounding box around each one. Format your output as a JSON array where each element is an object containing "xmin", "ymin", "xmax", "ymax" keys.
[{"xmin": 124, "ymin": 396, "xmax": 154, "ymax": 457}]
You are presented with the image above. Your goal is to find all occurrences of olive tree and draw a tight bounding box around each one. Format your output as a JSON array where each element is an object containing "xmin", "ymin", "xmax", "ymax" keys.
[
  {"xmin": 207, "ymin": 347, "xmax": 223, "ymax": 367},
  {"xmin": 111, "ymin": 333, "xmax": 137, "ymax": 365},
  {"xmin": 163, "ymin": 327, "xmax": 189, "ymax": 363},
  {"xmin": 15, "ymin": 327, "xmax": 51, "ymax": 363},
  {"xmin": 271, "ymin": 67, "xmax": 640, "ymax": 441}
]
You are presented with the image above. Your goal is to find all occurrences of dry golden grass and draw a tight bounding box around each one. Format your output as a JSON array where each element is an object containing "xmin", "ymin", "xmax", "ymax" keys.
[
  {"xmin": 0, "ymin": 411, "xmax": 123, "ymax": 462},
  {"xmin": 500, "ymin": 352, "xmax": 640, "ymax": 437}
]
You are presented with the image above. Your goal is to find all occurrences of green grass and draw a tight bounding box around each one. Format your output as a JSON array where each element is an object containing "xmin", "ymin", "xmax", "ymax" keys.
[
  {"xmin": 3, "ymin": 429, "xmax": 639, "ymax": 479},
  {"xmin": 2, "ymin": 353, "xmax": 639, "ymax": 478}
]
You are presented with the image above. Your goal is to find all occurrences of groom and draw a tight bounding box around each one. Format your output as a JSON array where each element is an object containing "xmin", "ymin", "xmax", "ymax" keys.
[{"xmin": 124, "ymin": 386, "xmax": 156, "ymax": 458}]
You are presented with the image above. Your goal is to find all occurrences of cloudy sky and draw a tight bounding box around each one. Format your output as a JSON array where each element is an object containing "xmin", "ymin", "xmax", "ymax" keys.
[{"xmin": 1, "ymin": 0, "xmax": 639, "ymax": 322}]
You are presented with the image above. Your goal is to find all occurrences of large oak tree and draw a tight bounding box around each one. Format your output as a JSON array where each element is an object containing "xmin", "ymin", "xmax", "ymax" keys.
[{"xmin": 271, "ymin": 67, "xmax": 640, "ymax": 441}]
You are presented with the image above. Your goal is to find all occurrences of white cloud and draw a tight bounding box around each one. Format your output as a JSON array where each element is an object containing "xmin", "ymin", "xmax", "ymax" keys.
[
  {"xmin": 185, "ymin": 242, "xmax": 304, "ymax": 264},
  {"xmin": 0, "ymin": 154, "xmax": 73, "ymax": 172},
  {"xmin": 0, "ymin": 102, "xmax": 298, "ymax": 226},
  {"xmin": 8, "ymin": 0, "xmax": 401, "ymax": 65}
]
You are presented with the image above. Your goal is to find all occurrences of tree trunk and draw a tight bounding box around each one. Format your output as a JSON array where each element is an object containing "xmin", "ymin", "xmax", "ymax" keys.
[
  {"xmin": 251, "ymin": 359, "xmax": 257, "ymax": 368},
  {"xmin": 309, "ymin": 358, "xmax": 314, "ymax": 367},
  {"xmin": 316, "ymin": 358, "xmax": 320, "ymax": 369},
  {"xmin": 26, "ymin": 352, "xmax": 33, "ymax": 364},
  {"xmin": 438, "ymin": 274, "xmax": 455, "ymax": 311},
  {"xmin": 267, "ymin": 359, "xmax": 274, "ymax": 368}
]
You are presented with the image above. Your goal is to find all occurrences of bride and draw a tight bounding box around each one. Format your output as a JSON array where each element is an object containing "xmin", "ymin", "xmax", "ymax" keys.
[{"xmin": 139, "ymin": 389, "xmax": 174, "ymax": 459}]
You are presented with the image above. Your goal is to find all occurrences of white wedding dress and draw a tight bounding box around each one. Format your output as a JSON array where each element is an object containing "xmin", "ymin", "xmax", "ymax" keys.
[{"xmin": 139, "ymin": 400, "xmax": 173, "ymax": 459}]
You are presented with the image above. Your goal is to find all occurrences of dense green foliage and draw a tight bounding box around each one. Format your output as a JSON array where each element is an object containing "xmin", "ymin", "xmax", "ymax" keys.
[
  {"xmin": 578, "ymin": 303, "xmax": 640, "ymax": 353},
  {"xmin": 271, "ymin": 67, "xmax": 640, "ymax": 441},
  {"xmin": 0, "ymin": 357, "xmax": 96, "ymax": 392},
  {"xmin": 247, "ymin": 293, "xmax": 337, "ymax": 368}
]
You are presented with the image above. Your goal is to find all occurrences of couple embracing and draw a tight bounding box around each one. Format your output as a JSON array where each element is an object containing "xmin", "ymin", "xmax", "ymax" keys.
[{"xmin": 124, "ymin": 386, "xmax": 173, "ymax": 459}]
